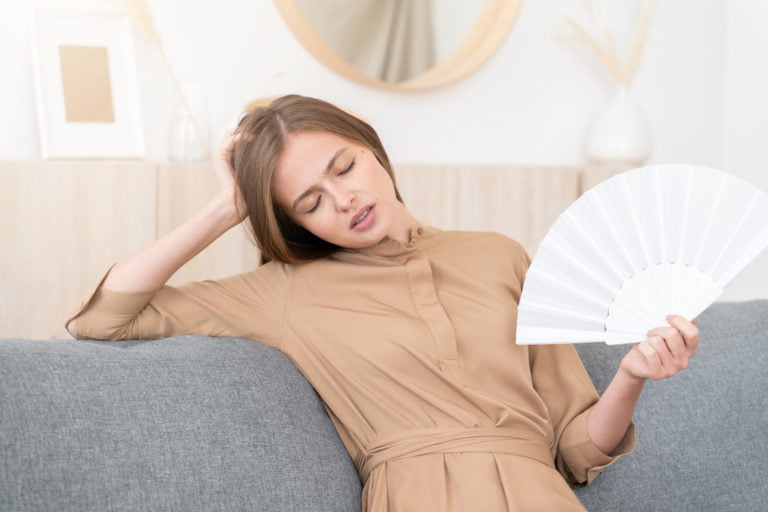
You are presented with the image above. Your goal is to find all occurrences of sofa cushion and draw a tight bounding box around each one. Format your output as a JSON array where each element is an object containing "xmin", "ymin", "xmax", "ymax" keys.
[
  {"xmin": 574, "ymin": 300, "xmax": 768, "ymax": 511},
  {"xmin": 0, "ymin": 336, "xmax": 361, "ymax": 512},
  {"xmin": 2, "ymin": 300, "xmax": 766, "ymax": 511}
]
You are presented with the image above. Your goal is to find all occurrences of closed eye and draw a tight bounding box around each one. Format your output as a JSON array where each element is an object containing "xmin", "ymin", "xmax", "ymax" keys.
[
  {"xmin": 303, "ymin": 159, "xmax": 354, "ymax": 214},
  {"xmin": 339, "ymin": 160, "xmax": 355, "ymax": 175},
  {"xmin": 305, "ymin": 196, "xmax": 321, "ymax": 214}
]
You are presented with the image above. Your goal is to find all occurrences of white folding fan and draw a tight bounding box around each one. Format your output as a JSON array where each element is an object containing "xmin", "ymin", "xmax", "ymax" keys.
[{"xmin": 516, "ymin": 163, "xmax": 768, "ymax": 345}]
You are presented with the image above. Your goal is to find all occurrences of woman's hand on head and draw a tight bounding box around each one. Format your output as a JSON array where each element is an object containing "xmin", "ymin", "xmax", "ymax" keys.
[
  {"xmin": 619, "ymin": 315, "xmax": 700, "ymax": 382},
  {"xmin": 212, "ymin": 129, "xmax": 248, "ymax": 224}
]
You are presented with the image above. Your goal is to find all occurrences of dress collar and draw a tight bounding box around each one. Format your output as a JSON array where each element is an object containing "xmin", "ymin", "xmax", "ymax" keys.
[{"xmin": 333, "ymin": 225, "xmax": 442, "ymax": 262}]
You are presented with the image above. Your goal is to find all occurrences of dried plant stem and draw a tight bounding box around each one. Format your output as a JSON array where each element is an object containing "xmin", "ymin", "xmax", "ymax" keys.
[
  {"xmin": 566, "ymin": 17, "xmax": 623, "ymax": 82},
  {"xmin": 567, "ymin": 0, "xmax": 655, "ymax": 85},
  {"xmin": 622, "ymin": 0, "xmax": 655, "ymax": 83},
  {"xmin": 124, "ymin": 0, "xmax": 206, "ymax": 153}
]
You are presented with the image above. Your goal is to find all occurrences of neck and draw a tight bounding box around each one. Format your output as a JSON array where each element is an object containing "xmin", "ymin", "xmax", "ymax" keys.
[{"xmin": 388, "ymin": 206, "xmax": 420, "ymax": 244}]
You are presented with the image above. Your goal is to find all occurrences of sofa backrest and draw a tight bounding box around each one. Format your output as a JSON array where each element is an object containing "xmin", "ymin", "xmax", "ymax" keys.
[
  {"xmin": 0, "ymin": 335, "xmax": 362, "ymax": 511},
  {"xmin": 2, "ymin": 300, "xmax": 766, "ymax": 511}
]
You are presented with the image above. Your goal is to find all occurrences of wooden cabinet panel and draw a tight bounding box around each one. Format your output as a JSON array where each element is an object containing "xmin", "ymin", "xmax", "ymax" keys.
[
  {"xmin": 1, "ymin": 161, "xmax": 600, "ymax": 338},
  {"xmin": 395, "ymin": 164, "xmax": 581, "ymax": 257},
  {"xmin": 1, "ymin": 161, "xmax": 156, "ymax": 339}
]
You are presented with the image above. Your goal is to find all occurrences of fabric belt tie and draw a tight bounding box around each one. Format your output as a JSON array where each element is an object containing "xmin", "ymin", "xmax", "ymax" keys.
[{"xmin": 355, "ymin": 427, "xmax": 554, "ymax": 484}]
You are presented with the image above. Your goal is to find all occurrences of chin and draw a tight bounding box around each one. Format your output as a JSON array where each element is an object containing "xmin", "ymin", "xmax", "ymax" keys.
[
  {"xmin": 340, "ymin": 228, "xmax": 389, "ymax": 249},
  {"xmin": 344, "ymin": 235, "xmax": 386, "ymax": 249}
]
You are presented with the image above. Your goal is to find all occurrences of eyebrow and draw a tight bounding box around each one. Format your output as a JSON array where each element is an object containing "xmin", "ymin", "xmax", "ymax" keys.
[{"xmin": 291, "ymin": 147, "xmax": 348, "ymax": 212}]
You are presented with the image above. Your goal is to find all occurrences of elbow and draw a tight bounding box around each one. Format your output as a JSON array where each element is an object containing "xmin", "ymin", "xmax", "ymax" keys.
[
  {"xmin": 65, "ymin": 318, "xmax": 79, "ymax": 339},
  {"xmin": 64, "ymin": 315, "xmax": 132, "ymax": 341}
]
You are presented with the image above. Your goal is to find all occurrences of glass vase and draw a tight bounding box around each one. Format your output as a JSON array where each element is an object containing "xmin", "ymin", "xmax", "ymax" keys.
[{"xmin": 168, "ymin": 83, "xmax": 209, "ymax": 163}]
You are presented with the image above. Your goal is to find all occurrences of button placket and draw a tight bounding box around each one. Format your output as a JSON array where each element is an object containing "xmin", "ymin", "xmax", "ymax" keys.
[{"xmin": 404, "ymin": 250, "xmax": 458, "ymax": 372}]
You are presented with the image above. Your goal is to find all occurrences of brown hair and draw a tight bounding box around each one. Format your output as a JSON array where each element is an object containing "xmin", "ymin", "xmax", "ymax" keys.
[{"xmin": 231, "ymin": 94, "xmax": 403, "ymax": 265}]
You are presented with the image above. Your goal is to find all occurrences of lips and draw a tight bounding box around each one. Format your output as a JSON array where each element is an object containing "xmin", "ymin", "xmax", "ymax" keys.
[{"xmin": 350, "ymin": 205, "xmax": 374, "ymax": 228}]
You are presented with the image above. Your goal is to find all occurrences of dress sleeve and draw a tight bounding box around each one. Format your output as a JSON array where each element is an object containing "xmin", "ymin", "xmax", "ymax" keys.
[
  {"xmin": 515, "ymin": 242, "xmax": 635, "ymax": 487},
  {"xmin": 528, "ymin": 344, "xmax": 635, "ymax": 486},
  {"xmin": 64, "ymin": 262, "xmax": 291, "ymax": 350}
]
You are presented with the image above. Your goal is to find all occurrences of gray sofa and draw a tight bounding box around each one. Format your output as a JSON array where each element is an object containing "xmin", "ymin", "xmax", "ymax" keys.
[{"xmin": 1, "ymin": 300, "xmax": 766, "ymax": 511}]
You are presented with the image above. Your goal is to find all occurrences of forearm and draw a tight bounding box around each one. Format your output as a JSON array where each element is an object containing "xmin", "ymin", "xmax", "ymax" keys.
[
  {"xmin": 588, "ymin": 316, "xmax": 700, "ymax": 454},
  {"xmin": 102, "ymin": 191, "xmax": 242, "ymax": 294},
  {"xmin": 587, "ymin": 368, "xmax": 645, "ymax": 455}
]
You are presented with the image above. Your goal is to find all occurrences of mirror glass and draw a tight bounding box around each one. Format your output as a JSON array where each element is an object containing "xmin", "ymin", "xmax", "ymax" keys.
[
  {"xmin": 293, "ymin": 0, "xmax": 485, "ymax": 84},
  {"xmin": 276, "ymin": 0, "xmax": 521, "ymax": 90}
]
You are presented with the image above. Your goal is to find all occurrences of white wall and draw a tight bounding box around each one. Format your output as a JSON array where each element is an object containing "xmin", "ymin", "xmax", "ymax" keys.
[
  {"xmin": 430, "ymin": 0, "xmax": 485, "ymax": 64},
  {"xmin": 722, "ymin": 0, "xmax": 768, "ymax": 301},
  {"xmin": 1, "ymin": 0, "xmax": 764, "ymax": 300},
  {"xmin": 0, "ymin": 0, "xmax": 727, "ymax": 165}
]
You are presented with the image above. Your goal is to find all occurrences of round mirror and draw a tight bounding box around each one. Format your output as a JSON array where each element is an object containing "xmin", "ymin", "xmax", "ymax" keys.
[{"xmin": 274, "ymin": 0, "xmax": 522, "ymax": 91}]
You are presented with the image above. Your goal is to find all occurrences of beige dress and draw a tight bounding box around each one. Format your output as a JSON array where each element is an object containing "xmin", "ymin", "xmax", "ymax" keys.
[{"xmin": 67, "ymin": 226, "xmax": 634, "ymax": 511}]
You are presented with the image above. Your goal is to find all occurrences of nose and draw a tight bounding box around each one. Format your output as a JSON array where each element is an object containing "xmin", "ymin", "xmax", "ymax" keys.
[{"xmin": 332, "ymin": 187, "xmax": 355, "ymax": 212}]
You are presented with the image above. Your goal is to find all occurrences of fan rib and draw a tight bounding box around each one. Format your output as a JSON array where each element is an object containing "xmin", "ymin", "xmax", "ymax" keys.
[
  {"xmin": 620, "ymin": 175, "xmax": 652, "ymax": 267},
  {"xmin": 615, "ymin": 270, "xmax": 660, "ymax": 327},
  {"xmin": 694, "ymin": 173, "xmax": 727, "ymax": 271},
  {"xmin": 677, "ymin": 166, "xmax": 694, "ymax": 263},
  {"xmin": 517, "ymin": 326, "xmax": 606, "ymax": 344},
  {"xmin": 654, "ymin": 166, "xmax": 667, "ymax": 263},
  {"xmin": 616, "ymin": 292, "xmax": 654, "ymax": 326},
  {"xmin": 607, "ymin": 299, "xmax": 649, "ymax": 331},
  {"xmin": 519, "ymin": 301, "xmax": 605, "ymax": 325},
  {"xmin": 530, "ymin": 267, "xmax": 605, "ymax": 309},
  {"xmin": 542, "ymin": 237, "xmax": 616, "ymax": 297},
  {"xmin": 591, "ymin": 192, "xmax": 637, "ymax": 282},
  {"xmin": 709, "ymin": 191, "xmax": 761, "ymax": 281},
  {"xmin": 719, "ymin": 224, "xmax": 768, "ymax": 286},
  {"xmin": 563, "ymin": 210, "xmax": 626, "ymax": 284}
]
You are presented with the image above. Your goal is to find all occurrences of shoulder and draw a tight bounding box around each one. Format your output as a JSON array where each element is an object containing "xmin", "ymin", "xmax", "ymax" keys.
[
  {"xmin": 226, "ymin": 259, "xmax": 294, "ymax": 293},
  {"xmin": 426, "ymin": 229, "xmax": 530, "ymax": 279},
  {"xmin": 429, "ymin": 230, "xmax": 530, "ymax": 295},
  {"xmin": 433, "ymin": 229, "xmax": 527, "ymax": 259}
]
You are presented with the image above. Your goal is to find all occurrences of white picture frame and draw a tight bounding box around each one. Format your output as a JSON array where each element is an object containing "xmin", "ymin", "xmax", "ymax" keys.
[{"xmin": 31, "ymin": 9, "xmax": 145, "ymax": 158}]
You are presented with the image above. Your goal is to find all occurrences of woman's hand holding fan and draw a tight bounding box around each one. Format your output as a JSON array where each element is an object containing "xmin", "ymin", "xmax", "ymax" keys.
[{"xmin": 619, "ymin": 314, "xmax": 700, "ymax": 382}]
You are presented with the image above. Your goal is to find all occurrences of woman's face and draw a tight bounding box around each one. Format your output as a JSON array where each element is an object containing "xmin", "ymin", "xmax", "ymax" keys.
[{"xmin": 272, "ymin": 130, "xmax": 413, "ymax": 249}]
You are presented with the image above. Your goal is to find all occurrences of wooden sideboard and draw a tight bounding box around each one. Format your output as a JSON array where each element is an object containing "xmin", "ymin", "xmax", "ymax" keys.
[{"xmin": 0, "ymin": 161, "xmax": 627, "ymax": 339}]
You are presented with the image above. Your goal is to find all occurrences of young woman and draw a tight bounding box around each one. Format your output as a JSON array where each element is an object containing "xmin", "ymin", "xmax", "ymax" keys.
[{"xmin": 66, "ymin": 95, "xmax": 699, "ymax": 511}]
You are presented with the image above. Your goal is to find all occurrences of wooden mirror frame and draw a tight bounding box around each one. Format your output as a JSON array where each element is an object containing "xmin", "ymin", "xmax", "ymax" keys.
[{"xmin": 274, "ymin": 0, "xmax": 522, "ymax": 91}]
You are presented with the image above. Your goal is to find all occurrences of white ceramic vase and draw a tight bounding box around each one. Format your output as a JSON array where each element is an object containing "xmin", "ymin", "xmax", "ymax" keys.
[{"xmin": 585, "ymin": 84, "xmax": 652, "ymax": 165}]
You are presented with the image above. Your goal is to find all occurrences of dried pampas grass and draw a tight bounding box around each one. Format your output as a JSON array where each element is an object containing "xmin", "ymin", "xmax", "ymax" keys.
[
  {"xmin": 124, "ymin": 0, "xmax": 161, "ymax": 48},
  {"xmin": 124, "ymin": 0, "xmax": 206, "ymax": 151},
  {"xmin": 566, "ymin": 0, "xmax": 655, "ymax": 84}
]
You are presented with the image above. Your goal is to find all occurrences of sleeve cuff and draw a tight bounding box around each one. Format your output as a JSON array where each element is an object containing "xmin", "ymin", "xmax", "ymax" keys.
[
  {"xmin": 64, "ymin": 265, "xmax": 156, "ymax": 339},
  {"xmin": 556, "ymin": 407, "xmax": 636, "ymax": 487}
]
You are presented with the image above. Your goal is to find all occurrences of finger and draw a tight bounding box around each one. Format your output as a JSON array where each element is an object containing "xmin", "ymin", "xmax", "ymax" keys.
[
  {"xmin": 217, "ymin": 132, "xmax": 236, "ymax": 155},
  {"xmin": 219, "ymin": 128, "xmax": 235, "ymax": 142},
  {"xmin": 647, "ymin": 326, "xmax": 686, "ymax": 359},
  {"xmin": 649, "ymin": 335, "xmax": 679, "ymax": 375},
  {"xmin": 228, "ymin": 130, "xmax": 253, "ymax": 145},
  {"xmin": 666, "ymin": 314, "xmax": 700, "ymax": 355},
  {"xmin": 637, "ymin": 340, "xmax": 663, "ymax": 378}
]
